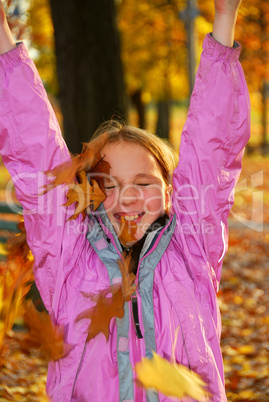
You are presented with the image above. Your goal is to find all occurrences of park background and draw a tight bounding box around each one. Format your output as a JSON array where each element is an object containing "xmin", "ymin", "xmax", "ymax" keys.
[{"xmin": 0, "ymin": 0, "xmax": 268, "ymax": 401}]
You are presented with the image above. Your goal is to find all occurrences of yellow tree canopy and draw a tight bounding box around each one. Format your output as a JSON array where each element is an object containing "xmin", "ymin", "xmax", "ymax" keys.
[
  {"xmin": 28, "ymin": 0, "xmax": 57, "ymax": 94},
  {"xmin": 118, "ymin": 0, "xmax": 189, "ymax": 102}
]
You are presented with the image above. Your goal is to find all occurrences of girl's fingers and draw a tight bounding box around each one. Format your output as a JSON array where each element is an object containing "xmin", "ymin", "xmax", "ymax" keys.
[
  {"xmin": 214, "ymin": 0, "xmax": 242, "ymax": 15},
  {"xmin": 0, "ymin": 1, "xmax": 6, "ymax": 24}
]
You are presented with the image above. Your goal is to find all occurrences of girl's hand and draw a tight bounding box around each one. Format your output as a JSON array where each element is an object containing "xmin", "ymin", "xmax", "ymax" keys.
[
  {"xmin": 0, "ymin": 1, "xmax": 7, "ymax": 24},
  {"xmin": 212, "ymin": 0, "xmax": 243, "ymax": 47},
  {"xmin": 0, "ymin": 0, "xmax": 16, "ymax": 54},
  {"xmin": 214, "ymin": 0, "xmax": 242, "ymax": 16}
]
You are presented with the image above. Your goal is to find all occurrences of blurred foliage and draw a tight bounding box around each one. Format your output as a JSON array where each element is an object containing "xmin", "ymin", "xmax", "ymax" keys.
[
  {"xmin": 27, "ymin": 0, "xmax": 57, "ymax": 94},
  {"xmin": 118, "ymin": 0, "xmax": 188, "ymax": 102},
  {"xmin": 4, "ymin": 1, "xmax": 269, "ymax": 101},
  {"xmin": 4, "ymin": 0, "xmax": 269, "ymax": 145},
  {"xmin": 198, "ymin": 0, "xmax": 269, "ymax": 109}
]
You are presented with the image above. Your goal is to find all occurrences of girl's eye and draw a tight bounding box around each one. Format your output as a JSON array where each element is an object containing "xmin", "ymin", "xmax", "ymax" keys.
[
  {"xmin": 105, "ymin": 186, "xmax": 117, "ymax": 190},
  {"xmin": 135, "ymin": 183, "xmax": 150, "ymax": 187}
]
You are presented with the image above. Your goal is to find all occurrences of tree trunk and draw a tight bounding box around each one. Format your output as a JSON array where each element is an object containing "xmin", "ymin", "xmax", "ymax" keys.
[
  {"xmin": 49, "ymin": 0, "xmax": 127, "ymax": 154},
  {"xmin": 130, "ymin": 89, "xmax": 146, "ymax": 129},
  {"xmin": 156, "ymin": 100, "xmax": 170, "ymax": 140}
]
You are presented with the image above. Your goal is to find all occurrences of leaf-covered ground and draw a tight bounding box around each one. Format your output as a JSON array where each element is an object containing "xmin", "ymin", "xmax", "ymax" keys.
[
  {"xmin": 0, "ymin": 155, "xmax": 268, "ymax": 401},
  {"xmin": 220, "ymin": 227, "xmax": 269, "ymax": 401}
]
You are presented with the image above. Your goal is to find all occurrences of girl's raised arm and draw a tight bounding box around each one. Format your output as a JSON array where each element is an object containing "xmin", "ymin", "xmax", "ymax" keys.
[
  {"xmin": 212, "ymin": 0, "xmax": 242, "ymax": 46},
  {"xmin": 0, "ymin": 3, "xmax": 84, "ymax": 315},
  {"xmin": 0, "ymin": 1, "xmax": 15, "ymax": 54},
  {"xmin": 172, "ymin": 0, "xmax": 250, "ymax": 291}
]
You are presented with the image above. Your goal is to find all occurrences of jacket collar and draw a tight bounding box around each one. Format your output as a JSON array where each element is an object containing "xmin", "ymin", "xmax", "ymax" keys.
[{"xmin": 87, "ymin": 204, "xmax": 174, "ymax": 257}]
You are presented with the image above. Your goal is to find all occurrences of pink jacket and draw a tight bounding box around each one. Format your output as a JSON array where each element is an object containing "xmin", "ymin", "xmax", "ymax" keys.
[{"xmin": 0, "ymin": 34, "xmax": 250, "ymax": 402}]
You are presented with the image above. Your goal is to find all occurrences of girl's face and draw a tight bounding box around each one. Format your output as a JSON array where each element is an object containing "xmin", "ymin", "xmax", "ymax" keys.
[{"xmin": 102, "ymin": 142, "xmax": 171, "ymax": 241}]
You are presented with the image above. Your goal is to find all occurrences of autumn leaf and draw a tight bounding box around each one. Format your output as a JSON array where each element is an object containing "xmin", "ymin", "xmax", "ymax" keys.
[
  {"xmin": 63, "ymin": 172, "xmax": 106, "ymax": 220},
  {"xmin": 41, "ymin": 139, "xmax": 110, "ymax": 219},
  {"xmin": 23, "ymin": 302, "xmax": 71, "ymax": 361},
  {"xmin": 0, "ymin": 261, "xmax": 32, "ymax": 354},
  {"xmin": 118, "ymin": 217, "xmax": 137, "ymax": 246},
  {"xmin": 135, "ymin": 352, "xmax": 208, "ymax": 400},
  {"xmin": 89, "ymin": 179, "xmax": 107, "ymax": 211},
  {"xmin": 0, "ymin": 232, "xmax": 34, "ymax": 356},
  {"xmin": 76, "ymin": 251, "xmax": 138, "ymax": 341},
  {"xmin": 42, "ymin": 134, "xmax": 109, "ymax": 194},
  {"xmin": 6, "ymin": 221, "xmax": 31, "ymax": 260},
  {"xmin": 117, "ymin": 252, "xmax": 136, "ymax": 299},
  {"xmin": 76, "ymin": 285, "xmax": 125, "ymax": 342},
  {"xmin": 90, "ymin": 153, "xmax": 111, "ymax": 194}
]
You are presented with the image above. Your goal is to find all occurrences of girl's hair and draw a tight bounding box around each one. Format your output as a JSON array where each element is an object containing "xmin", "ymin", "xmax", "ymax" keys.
[{"xmin": 90, "ymin": 121, "xmax": 178, "ymax": 186}]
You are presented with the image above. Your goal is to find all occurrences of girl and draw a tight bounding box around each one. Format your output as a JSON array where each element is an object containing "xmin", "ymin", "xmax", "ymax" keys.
[{"xmin": 0, "ymin": 0, "xmax": 249, "ymax": 401}]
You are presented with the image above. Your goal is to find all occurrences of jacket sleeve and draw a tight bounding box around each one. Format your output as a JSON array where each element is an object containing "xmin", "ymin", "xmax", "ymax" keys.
[
  {"xmin": 172, "ymin": 34, "xmax": 250, "ymax": 291},
  {"xmin": 0, "ymin": 43, "xmax": 87, "ymax": 315}
]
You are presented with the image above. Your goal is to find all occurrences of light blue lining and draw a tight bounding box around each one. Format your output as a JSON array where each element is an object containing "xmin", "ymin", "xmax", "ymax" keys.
[{"xmin": 138, "ymin": 215, "xmax": 176, "ymax": 402}]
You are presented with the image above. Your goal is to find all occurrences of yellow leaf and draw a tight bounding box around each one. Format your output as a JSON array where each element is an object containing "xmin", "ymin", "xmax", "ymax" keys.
[
  {"xmin": 0, "ymin": 243, "xmax": 7, "ymax": 256},
  {"xmin": 135, "ymin": 351, "xmax": 208, "ymax": 400}
]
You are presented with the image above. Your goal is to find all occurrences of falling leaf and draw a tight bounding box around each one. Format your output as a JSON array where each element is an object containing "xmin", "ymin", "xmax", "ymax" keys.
[
  {"xmin": 0, "ymin": 243, "xmax": 7, "ymax": 256},
  {"xmin": 90, "ymin": 154, "xmax": 111, "ymax": 194},
  {"xmin": 23, "ymin": 302, "xmax": 72, "ymax": 361},
  {"xmin": 118, "ymin": 217, "xmax": 137, "ymax": 246},
  {"xmin": 117, "ymin": 252, "xmax": 136, "ymax": 299},
  {"xmin": 0, "ymin": 242, "xmax": 34, "ymax": 355},
  {"xmin": 41, "ymin": 140, "xmax": 111, "ymax": 220},
  {"xmin": 76, "ymin": 285, "xmax": 125, "ymax": 341},
  {"xmin": 63, "ymin": 172, "xmax": 106, "ymax": 220},
  {"xmin": 135, "ymin": 352, "xmax": 207, "ymax": 400},
  {"xmin": 76, "ymin": 251, "xmax": 139, "ymax": 341},
  {"xmin": 89, "ymin": 179, "xmax": 107, "ymax": 211},
  {"xmin": 6, "ymin": 221, "xmax": 31, "ymax": 260},
  {"xmin": 41, "ymin": 134, "xmax": 109, "ymax": 195}
]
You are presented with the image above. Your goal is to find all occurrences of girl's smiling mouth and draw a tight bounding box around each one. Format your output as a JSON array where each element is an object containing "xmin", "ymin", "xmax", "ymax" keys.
[{"xmin": 114, "ymin": 212, "xmax": 145, "ymax": 222}]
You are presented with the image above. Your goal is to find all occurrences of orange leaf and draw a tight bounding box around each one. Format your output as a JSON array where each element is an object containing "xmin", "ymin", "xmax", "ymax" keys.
[
  {"xmin": 41, "ymin": 135, "xmax": 109, "ymax": 194},
  {"xmin": 76, "ymin": 285, "xmax": 125, "ymax": 342},
  {"xmin": 118, "ymin": 217, "xmax": 137, "ymax": 246},
  {"xmin": 90, "ymin": 178, "xmax": 107, "ymax": 211},
  {"xmin": 118, "ymin": 253, "xmax": 136, "ymax": 300},
  {"xmin": 6, "ymin": 221, "xmax": 31, "ymax": 260},
  {"xmin": 63, "ymin": 172, "xmax": 106, "ymax": 220},
  {"xmin": 90, "ymin": 154, "xmax": 111, "ymax": 193},
  {"xmin": 23, "ymin": 302, "xmax": 72, "ymax": 361}
]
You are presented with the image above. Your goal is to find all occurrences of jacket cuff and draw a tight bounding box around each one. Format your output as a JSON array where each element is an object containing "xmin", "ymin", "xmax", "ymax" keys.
[
  {"xmin": 0, "ymin": 42, "xmax": 29, "ymax": 70},
  {"xmin": 203, "ymin": 33, "xmax": 241, "ymax": 62}
]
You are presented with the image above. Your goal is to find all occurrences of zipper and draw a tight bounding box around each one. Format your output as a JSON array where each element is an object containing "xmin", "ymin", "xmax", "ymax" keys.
[
  {"xmin": 131, "ymin": 293, "xmax": 143, "ymax": 339},
  {"xmin": 129, "ymin": 297, "xmax": 144, "ymax": 401}
]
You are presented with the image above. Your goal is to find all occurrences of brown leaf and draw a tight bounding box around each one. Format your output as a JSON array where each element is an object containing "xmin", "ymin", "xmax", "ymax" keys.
[
  {"xmin": 90, "ymin": 154, "xmax": 111, "ymax": 193},
  {"xmin": 0, "ymin": 223, "xmax": 34, "ymax": 354},
  {"xmin": 23, "ymin": 302, "xmax": 71, "ymax": 361},
  {"xmin": 6, "ymin": 221, "xmax": 30, "ymax": 260},
  {"xmin": 63, "ymin": 172, "xmax": 106, "ymax": 220},
  {"xmin": 76, "ymin": 285, "xmax": 125, "ymax": 342},
  {"xmin": 41, "ymin": 134, "xmax": 109, "ymax": 194},
  {"xmin": 118, "ymin": 253, "xmax": 136, "ymax": 300},
  {"xmin": 89, "ymin": 178, "xmax": 107, "ymax": 212},
  {"xmin": 118, "ymin": 217, "xmax": 137, "ymax": 246}
]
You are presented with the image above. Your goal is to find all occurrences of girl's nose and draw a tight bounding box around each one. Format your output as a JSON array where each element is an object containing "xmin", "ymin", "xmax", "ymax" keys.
[{"xmin": 119, "ymin": 185, "xmax": 141, "ymax": 206}]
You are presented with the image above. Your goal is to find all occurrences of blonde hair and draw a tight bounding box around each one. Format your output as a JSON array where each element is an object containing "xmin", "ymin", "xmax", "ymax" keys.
[{"xmin": 89, "ymin": 121, "xmax": 178, "ymax": 186}]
